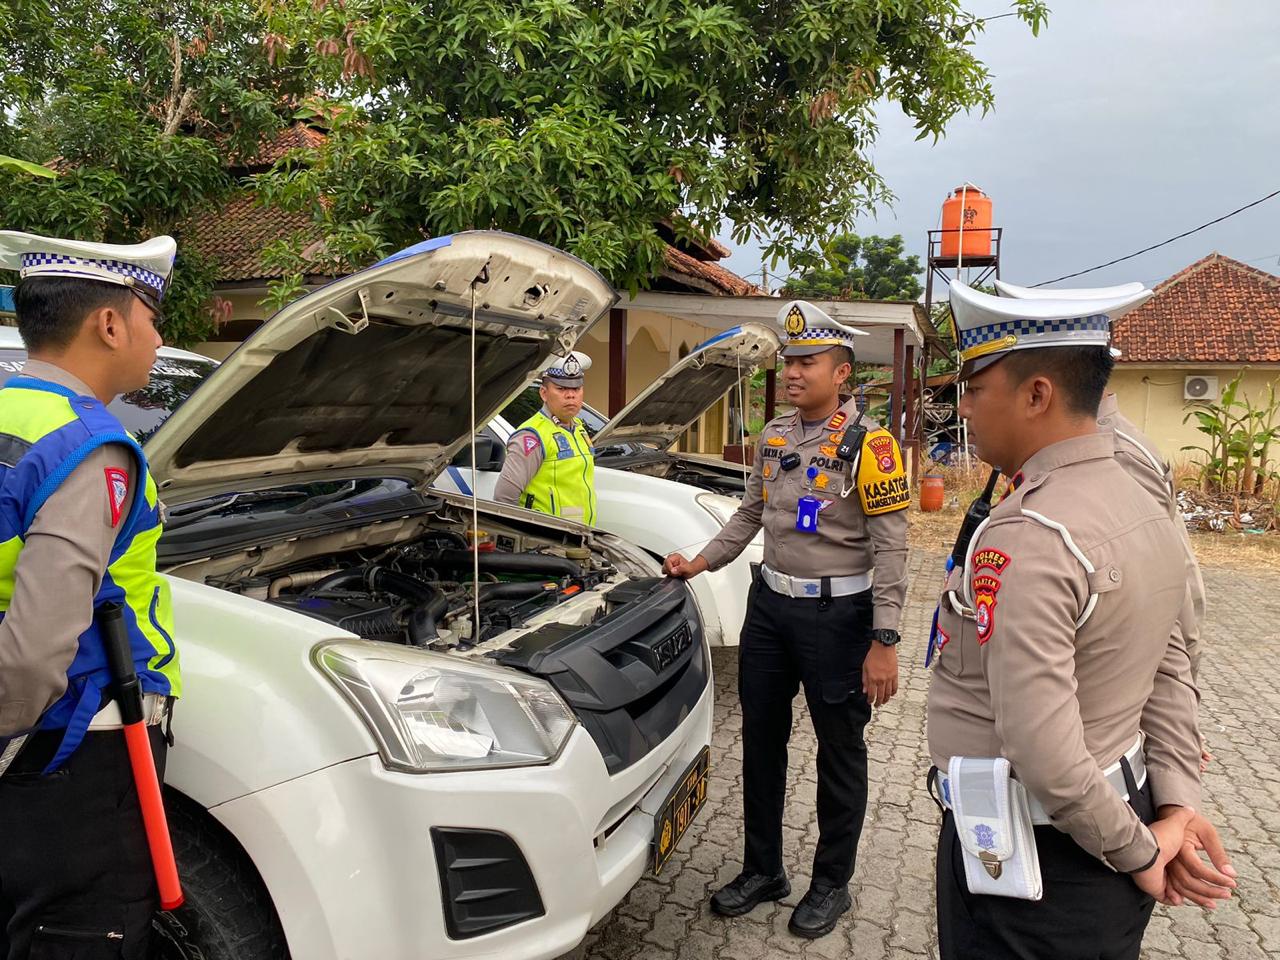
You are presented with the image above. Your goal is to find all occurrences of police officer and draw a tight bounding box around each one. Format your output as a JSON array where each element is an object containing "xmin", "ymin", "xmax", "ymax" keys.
[
  {"xmin": 0, "ymin": 231, "xmax": 180, "ymax": 958},
  {"xmin": 994, "ymin": 279, "xmax": 1208, "ymax": 681},
  {"xmin": 995, "ymin": 279, "xmax": 1211, "ymax": 765},
  {"xmin": 665, "ymin": 301, "xmax": 909, "ymax": 939},
  {"xmin": 494, "ymin": 351, "xmax": 597, "ymax": 524},
  {"xmin": 927, "ymin": 281, "xmax": 1231, "ymax": 960}
]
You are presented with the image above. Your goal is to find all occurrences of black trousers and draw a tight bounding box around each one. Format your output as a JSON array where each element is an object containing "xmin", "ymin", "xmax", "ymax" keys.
[
  {"xmin": 0, "ymin": 726, "xmax": 167, "ymax": 960},
  {"xmin": 738, "ymin": 580, "xmax": 873, "ymax": 888},
  {"xmin": 936, "ymin": 775, "xmax": 1157, "ymax": 960}
]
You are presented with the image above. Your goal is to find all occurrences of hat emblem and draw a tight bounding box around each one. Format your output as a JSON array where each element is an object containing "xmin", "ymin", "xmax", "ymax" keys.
[
  {"xmin": 784, "ymin": 305, "xmax": 806, "ymax": 336},
  {"xmin": 562, "ymin": 354, "xmax": 582, "ymax": 376}
]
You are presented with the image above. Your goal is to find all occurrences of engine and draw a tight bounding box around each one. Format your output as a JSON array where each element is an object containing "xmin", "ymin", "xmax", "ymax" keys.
[{"xmin": 226, "ymin": 531, "xmax": 614, "ymax": 650}]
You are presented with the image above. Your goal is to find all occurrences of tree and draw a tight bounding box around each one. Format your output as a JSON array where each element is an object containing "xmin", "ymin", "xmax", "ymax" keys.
[
  {"xmin": 0, "ymin": 0, "xmax": 306, "ymax": 344},
  {"xmin": 256, "ymin": 0, "xmax": 1047, "ymax": 299},
  {"xmin": 784, "ymin": 233, "xmax": 922, "ymax": 301}
]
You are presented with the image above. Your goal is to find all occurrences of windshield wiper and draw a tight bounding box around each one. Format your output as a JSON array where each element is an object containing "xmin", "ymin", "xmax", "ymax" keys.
[{"xmin": 166, "ymin": 490, "xmax": 310, "ymax": 528}]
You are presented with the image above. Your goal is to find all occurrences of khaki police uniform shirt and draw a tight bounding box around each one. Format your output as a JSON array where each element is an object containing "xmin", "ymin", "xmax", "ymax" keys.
[
  {"xmin": 492, "ymin": 410, "xmax": 584, "ymax": 507},
  {"xmin": 699, "ymin": 395, "xmax": 909, "ymax": 631},
  {"xmin": 926, "ymin": 433, "xmax": 1192, "ymax": 872},
  {"xmin": 0, "ymin": 361, "xmax": 139, "ymax": 736}
]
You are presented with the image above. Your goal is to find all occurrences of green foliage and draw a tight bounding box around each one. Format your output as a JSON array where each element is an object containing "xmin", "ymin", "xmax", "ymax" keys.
[
  {"xmin": 258, "ymin": 0, "xmax": 1048, "ymax": 291},
  {"xmin": 1182, "ymin": 370, "xmax": 1280, "ymax": 498},
  {"xmin": 784, "ymin": 233, "xmax": 922, "ymax": 301},
  {"xmin": 0, "ymin": 0, "xmax": 307, "ymax": 344}
]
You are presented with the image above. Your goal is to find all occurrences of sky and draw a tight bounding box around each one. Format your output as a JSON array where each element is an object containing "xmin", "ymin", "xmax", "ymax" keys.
[{"xmin": 718, "ymin": 1, "xmax": 1280, "ymax": 296}]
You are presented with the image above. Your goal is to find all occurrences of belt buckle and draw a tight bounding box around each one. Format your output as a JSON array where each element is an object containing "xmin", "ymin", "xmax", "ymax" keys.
[{"xmin": 777, "ymin": 572, "xmax": 793, "ymax": 596}]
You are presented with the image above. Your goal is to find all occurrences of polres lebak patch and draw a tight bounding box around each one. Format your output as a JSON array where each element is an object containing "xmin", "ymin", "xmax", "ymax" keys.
[{"xmin": 972, "ymin": 548, "xmax": 1011, "ymax": 574}]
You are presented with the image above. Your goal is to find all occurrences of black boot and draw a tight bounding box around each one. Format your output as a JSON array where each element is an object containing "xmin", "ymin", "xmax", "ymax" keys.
[
  {"xmin": 788, "ymin": 883, "xmax": 851, "ymax": 938},
  {"xmin": 710, "ymin": 871, "xmax": 791, "ymax": 917}
]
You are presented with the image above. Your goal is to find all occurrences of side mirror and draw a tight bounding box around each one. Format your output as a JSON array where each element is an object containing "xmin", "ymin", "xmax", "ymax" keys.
[{"xmin": 451, "ymin": 435, "xmax": 505, "ymax": 472}]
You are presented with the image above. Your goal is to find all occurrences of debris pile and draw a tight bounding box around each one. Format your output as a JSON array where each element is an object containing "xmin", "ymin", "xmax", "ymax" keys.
[{"xmin": 1177, "ymin": 489, "xmax": 1277, "ymax": 534}]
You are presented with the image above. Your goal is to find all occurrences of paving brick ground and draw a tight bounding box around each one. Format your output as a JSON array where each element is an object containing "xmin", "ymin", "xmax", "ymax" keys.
[{"xmin": 561, "ymin": 549, "xmax": 1280, "ymax": 960}]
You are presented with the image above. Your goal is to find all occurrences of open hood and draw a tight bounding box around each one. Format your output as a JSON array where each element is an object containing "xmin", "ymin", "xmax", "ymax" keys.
[
  {"xmin": 592, "ymin": 323, "xmax": 780, "ymax": 450},
  {"xmin": 147, "ymin": 231, "xmax": 617, "ymax": 504}
]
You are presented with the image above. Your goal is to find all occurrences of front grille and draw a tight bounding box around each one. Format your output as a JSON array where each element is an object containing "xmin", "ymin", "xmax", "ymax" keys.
[
  {"xmin": 431, "ymin": 828, "xmax": 545, "ymax": 940},
  {"xmin": 492, "ymin": 578, "xmax": 708, "ymax": 773}
]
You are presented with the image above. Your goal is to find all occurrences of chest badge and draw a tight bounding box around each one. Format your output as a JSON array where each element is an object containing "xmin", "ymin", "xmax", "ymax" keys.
[{"xmin": 554, "ymin": 433, "xmax": 574, "ymax": 459}]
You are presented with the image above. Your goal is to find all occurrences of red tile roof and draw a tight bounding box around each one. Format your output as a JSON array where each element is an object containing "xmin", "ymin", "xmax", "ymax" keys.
[
  {"xmin": 661, "ymin": 244, "xmax": 759, "ymax": 296},
  {"xmin": 183, "ymin": 193, "xmax": 331, "ymax": 283},
  {"xmin": 232, "ymin": 123, "xmax": 329, "ymax": 170},
  {"xmin": 1112, "ymin": 253, "xmax": 1280, "ymax": 363}
]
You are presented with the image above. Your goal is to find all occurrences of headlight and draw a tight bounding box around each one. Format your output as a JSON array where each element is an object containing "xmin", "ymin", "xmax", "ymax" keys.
[
  {"xmin": 696, "ymin": 491, "xmax": 741, "ymax": 527},
  {"xmin": 314, "ymin": 640, "xmax": 577, "ymax": 773}
]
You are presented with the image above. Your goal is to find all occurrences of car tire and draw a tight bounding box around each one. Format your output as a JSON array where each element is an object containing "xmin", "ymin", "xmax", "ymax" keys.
[{"xmin": 152, "ymin": 795, "xmax": 290, "ymax": 960}]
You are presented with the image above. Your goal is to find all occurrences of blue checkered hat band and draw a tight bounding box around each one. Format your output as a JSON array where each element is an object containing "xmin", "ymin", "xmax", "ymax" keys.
[
  {"xmin": 20, "ymin": 252, "xmax": 167, "ymax": 298},
  {"xmin": 958, "ymin": 314, "xmax": 1110, "ymax": 350}
]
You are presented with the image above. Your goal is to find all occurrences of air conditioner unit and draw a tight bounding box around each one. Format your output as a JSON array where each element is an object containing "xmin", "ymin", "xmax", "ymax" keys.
[{"xmin": 1183, "ymin": 375, "xmax": 1219, "ymax": 402}]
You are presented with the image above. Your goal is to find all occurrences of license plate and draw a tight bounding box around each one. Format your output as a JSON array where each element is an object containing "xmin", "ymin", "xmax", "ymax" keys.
[{"xmin": 653, "ymin": 746, "xmax": 710, "ymax": 875}]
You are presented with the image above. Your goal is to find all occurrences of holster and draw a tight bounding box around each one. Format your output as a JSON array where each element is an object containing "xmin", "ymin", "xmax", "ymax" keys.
[{"xmin": 949, "ymin": 756, "xmax": 1043, "ymax": 901}]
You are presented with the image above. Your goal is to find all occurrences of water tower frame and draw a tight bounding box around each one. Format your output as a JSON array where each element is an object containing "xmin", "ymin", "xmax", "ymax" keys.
[{"xmin": 919, "ymin": 225, "xmax": 1004, "ymax": 468}]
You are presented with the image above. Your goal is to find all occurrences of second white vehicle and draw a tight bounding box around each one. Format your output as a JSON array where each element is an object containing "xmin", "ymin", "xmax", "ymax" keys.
[{"xmin": 437, "ymin": 323, "xmax": 782, "ymax": 647}]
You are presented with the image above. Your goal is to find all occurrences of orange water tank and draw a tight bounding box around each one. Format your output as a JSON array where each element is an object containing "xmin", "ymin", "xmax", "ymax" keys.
[{"xmin": 940, "ymin": 185, "xmax": 993, "ymax": 259}]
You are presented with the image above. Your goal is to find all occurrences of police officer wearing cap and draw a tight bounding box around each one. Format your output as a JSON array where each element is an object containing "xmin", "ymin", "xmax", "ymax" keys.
[
  {"xmin": 994, "ymin": 280, "xmax": 1210, "ymax": 684},
  {"xmin": 494, "ymin": 351, "xmax": 597, "ymax": 525},
  {"xmin": 0, "ymin": 231, "xmax": 180, "ymax": 957},
  {"xmin": 665, "ymin": 301, "xmax": 909, "ymax": 939},
  {"xmin": 996, "ymin": 279, "xmax": 1212, "ymax": 770},
  {"xmin": 926, "ymin": 281, "xmax": 1233, "ymax": 960}
]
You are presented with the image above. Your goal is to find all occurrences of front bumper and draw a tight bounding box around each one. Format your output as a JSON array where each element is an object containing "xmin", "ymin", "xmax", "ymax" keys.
[{"xmin": 211, "ymin": 676, "xmax": 714, "ymax": 960}]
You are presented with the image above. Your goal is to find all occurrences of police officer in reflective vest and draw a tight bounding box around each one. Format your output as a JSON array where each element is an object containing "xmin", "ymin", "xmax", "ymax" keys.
[
  {"xmin": 927, "ymin": 281, "xmax": 1233, "ymax": 960},
  {"xmin": 0, "ymin": 231, "xmax": 180, "ymax": 958},
  {"xmin": 494, "ymin": 351, "xmax": 597, "ymax": 525},
  {"xmin": 665, "ymin": 301, "xmax": 909, "ymax": 939}
]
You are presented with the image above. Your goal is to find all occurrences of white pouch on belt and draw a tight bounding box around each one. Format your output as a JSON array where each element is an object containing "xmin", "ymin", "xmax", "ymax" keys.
[{"xmin": 948, "ymin": 756, "xmax": 1043, "ymax": 901}]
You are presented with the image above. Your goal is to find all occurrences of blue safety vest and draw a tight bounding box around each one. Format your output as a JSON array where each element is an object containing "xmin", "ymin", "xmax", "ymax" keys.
[{"xmin": 0, "ymin": 376, "xmax": 180, "ymax": 772}]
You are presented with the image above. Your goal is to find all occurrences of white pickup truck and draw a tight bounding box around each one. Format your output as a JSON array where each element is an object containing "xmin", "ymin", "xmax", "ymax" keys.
[{"xmin": 3, "ymin": 233, "xmax": 713, "ymax": 960}]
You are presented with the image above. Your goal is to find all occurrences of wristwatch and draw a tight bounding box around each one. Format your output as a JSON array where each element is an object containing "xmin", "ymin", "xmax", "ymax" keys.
[{"xmin": 870, "ymin": 628, "xmax": 901, "ymax": 647}]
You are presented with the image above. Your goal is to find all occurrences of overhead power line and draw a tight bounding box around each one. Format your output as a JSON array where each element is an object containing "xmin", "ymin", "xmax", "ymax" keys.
[{"xmin": 1032, "ymin": 188, "xmax": 1280, "ymax": 286}]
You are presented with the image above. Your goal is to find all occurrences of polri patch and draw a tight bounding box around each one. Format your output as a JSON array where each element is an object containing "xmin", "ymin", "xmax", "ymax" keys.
[
  {"xmin": 973, "ymin": 573, "xmax": 1002, "ymax": 645},
  {"xmin": 867, "ymin": 434, "xmax": 897, "ymax": 474},
  {"xmin": 105, "ymin": 467, "xmax": 129, "ymax": 528}
]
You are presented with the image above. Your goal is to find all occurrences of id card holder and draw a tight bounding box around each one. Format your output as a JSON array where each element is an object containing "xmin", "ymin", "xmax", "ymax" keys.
[
  {"xmin": 948, "ymin": 756, "xmax": 1043, "ymax": 901},
  {"xmin": 796, "ymin": 495, "xmax": 821, "ymax": 533}
]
